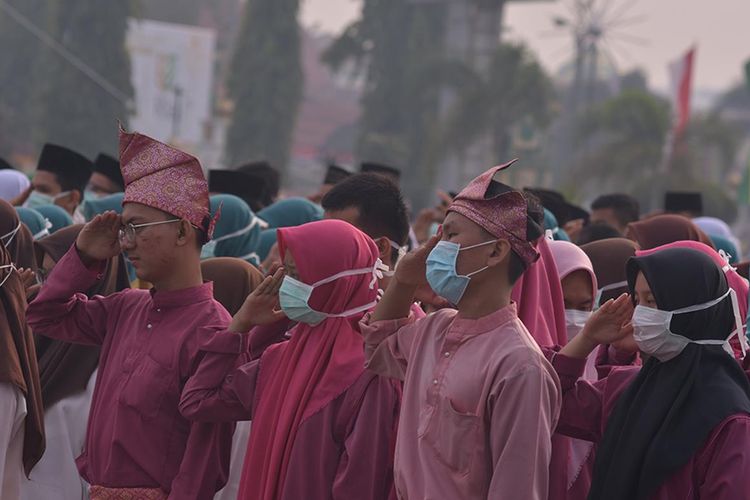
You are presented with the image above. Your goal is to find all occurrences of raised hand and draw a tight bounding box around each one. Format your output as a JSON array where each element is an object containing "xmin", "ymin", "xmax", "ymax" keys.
[
  {"xmin": 560, "ymin": 293, "xmax": 633, "ymax": 359},
  {"xmin": 581, "ymin": 293, "xmax": 634, "ymax": 346},
  {"xmin": 76, "ymin": 211, "xmax": 122, "ymax": 265},
  {"xmin": 394, "ymin": 230, "xmax": 442, "ymax": 288},
  {"xmin": 230, "ymin": 267, "xmax": 287, "ymax": 332},
  {"xmin": 17, "ymin": 267, "xmax": 41, "ymax": 300}
]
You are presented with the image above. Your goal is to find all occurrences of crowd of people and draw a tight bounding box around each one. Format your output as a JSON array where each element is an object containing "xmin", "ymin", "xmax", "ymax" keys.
[{"xmin": 2, "ymin": 125, "xmax": 750, "ymax": 500}]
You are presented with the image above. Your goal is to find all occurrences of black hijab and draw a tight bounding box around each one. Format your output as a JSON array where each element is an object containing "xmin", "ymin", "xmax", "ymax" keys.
[{"xmin": 588, "ymin": 247, "xmax": 750, "ymax": 500}]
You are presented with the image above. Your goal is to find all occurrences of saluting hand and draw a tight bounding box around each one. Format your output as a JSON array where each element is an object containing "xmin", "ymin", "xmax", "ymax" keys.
[
  {"xmin": 76, "ymin": 211, "xmax": 122, "ymax": 266},
  {"xmin": 230, "ymin": 267, "xmax": 287, "ymax": 332},
  {"xmin": 582, "ymin": 293, "xmax": 634, "ymax": 346},
  {"xmin": 393, "ymin": 230, "xmax": 442, "ymax": 288}
]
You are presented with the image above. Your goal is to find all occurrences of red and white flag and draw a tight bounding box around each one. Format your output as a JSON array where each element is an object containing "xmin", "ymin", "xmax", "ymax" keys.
[{"xmin": 668, "ymin": 46, "xmax": 696, "ymax": 140}]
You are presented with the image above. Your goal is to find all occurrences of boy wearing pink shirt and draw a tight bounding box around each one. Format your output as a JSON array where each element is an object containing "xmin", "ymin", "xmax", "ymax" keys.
[{"xmin": 361, "ymin": 162, "xmax": 561, "ymax": 500}]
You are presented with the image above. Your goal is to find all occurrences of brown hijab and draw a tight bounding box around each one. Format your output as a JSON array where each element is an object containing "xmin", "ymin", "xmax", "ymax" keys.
[
  {"xmin": 0, "ymin": 244, "xmax": 45, "ymax": 475},
  {"xmin": 0, "ymin": 199, "xmax": 37, "ymax": 271},
  {"xmin": 625, "ymin": 214, "xmax": 715, "ymax": 250},
  {"xmin": 32, "ymin": 225, "xmax": 130, "ymax": 409},
  {"xmin": 201, "ymin": 257, "xmax": 265, "ymax": 315},
  {"xmin": 581, "ymin": 238, "xmax": 640, "ymax": 304}
]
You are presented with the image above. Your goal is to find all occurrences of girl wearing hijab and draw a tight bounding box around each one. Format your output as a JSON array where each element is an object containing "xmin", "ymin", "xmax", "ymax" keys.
[
  {"xmin": 15, "ymin": 208, "xmax": 51, "ymax": 241},
  {"xmin": 203, "ymin": 195, "xmax": 268, "ymax": 266},
  {"xmin": 1, "ymin": 200, "xmax": 37, "ymax": 271},
  {"xmin": 0, "ymin": 244, "xmax": 45, "ymax": 499},
  {"xmin": 635, "ymin": 240, "xmax": 749, "ymax": 363},
  {"xmin": 180, "ymin": 219, "xmax": 401, "ymax": 500},
  {"xmin": 626, "ymin": 214, "xmax": 714, "ymax": 250},
  {"xmin": 20, "ymin": 225, "xmax": 130, "ymax": 500},
  {"xmin": 551, "ymin": 247, "xmax": 750, "ymax": 499},
  {"xmin": 34, "ymin": 205, "xmax": 73, "ymax": 235},
  {"xmin": 693, "ymin": 216, "xmax": 742, "ymax": 258}
]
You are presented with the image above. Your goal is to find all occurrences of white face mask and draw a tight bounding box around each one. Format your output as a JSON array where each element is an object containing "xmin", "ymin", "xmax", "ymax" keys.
[
  {"xmin": 632, "ymin": 288, "xmax": 747, "ymax": 362},
  {"xmin": 1, "ymin": 222, "xmax": 21, "ymax": 247},
  {"xmin": 25, "ymin": 190, "xmax": 71, "ymax": 209},
  {"xmin": 200, "ymin": 216, "xmax": 269, "ymax": 260},
  {"xmin": 594, "ymin": 280, "xmax": 629, "ymax": 309},
  {"xmin": 32, "ymin": 219, "xmax": 53, "ymax": 240},
  {"xmin": 565, "ymin": 309, "xmax": 592, "ymax": 342}
]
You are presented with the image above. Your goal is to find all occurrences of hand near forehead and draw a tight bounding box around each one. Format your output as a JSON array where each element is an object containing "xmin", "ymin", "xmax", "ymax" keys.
[
  {"xmin": 230, "ymin": 267, "xmax": 287, "ymax": 333},
  {"xmin": 76, "ymin": 211, "xmax": 122, "ymax": 265},
  {"xmin": 393, "ymin": 230, "xmax": 441, "ymax": 288},
  {"xmin": 561, "ymin": 293, "xmax": 633, "ymax": 359}
]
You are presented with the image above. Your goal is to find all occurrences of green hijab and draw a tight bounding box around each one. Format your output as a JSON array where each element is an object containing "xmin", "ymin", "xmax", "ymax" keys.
[
  {"xmin": 35, "ymin": 204, "xmax": 73, "ymax": 234},
  {"xmin": 15, "ymin": 207, "xmax": 50, "ymax": 240},
  {"xmin": 81, "ymin": 192, "xmax": 124, "ymax": 221},
  {"xmin": 204, "ymin": 194, "xmax": 267, "ymax": 266},
  {"xmin": 257, "ymin": 197, "xmax": 323, "ymax": 229}
]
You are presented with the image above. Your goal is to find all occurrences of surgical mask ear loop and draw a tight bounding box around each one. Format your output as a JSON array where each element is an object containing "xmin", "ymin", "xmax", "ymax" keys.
[{"xmin": 729, "ymin": 288, "xmax": 748, "ymax": 358}]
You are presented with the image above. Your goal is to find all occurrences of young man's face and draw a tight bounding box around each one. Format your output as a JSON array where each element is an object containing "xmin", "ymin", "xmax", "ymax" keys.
[
  {"xmin": 441, "ymin": 212, "xmax": 507, "ymax": 278},
  {"xmin": 120, "ymin": 203, "xmax": 184, "ymax": 283},
  {"xmin": 32, "ymin": 170, "xmax": 79, "ymax": 215}
]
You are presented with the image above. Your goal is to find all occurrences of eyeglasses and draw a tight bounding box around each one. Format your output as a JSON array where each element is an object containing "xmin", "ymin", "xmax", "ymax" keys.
[{"xmin": 118, "ymin": 219, "xmax": 181, "ymax": 244}]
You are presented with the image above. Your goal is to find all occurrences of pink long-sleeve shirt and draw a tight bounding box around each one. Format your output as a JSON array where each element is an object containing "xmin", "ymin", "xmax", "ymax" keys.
[
  {"xmin": 360, "ymin": 303, "xmax": 561, "ymax": 500},
  {"xmin": 178, "ymin": 325, "xmax": 401, "ymax": 500},
  {"xmin": 26, "ymin": 246, "xmax": 234, "ymax": 499},
  {"xmin": 551, "ymin": 352, "xmax": 750, "ymax": 499}
]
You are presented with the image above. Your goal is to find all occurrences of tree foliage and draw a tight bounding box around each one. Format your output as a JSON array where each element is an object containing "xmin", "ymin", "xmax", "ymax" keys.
[
  {"xmin": 34, "ymin": 0, "xmax": 134, "ymax": 157},
  {"xmin": 224, "ymin": 0, "xmax": 302, "ymax": 173}
]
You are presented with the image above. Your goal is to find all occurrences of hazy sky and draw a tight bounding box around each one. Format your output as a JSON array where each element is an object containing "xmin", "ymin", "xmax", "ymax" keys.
[{"xmin": 301, "ymin": 0, "xmax": 750, "ymax": 93}]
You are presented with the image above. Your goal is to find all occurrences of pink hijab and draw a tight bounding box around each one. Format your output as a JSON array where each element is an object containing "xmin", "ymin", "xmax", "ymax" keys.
[
  {"xmin": 239, "ymin": 219, "xmax": 381, "ymax": 500},
  {"xmin": 548, "ymin": 240, "xmax": 598, "ymax": 295},
  {"xmin": 511, "ymin": 236, "xmax": 568, "ymax": 347},
  {"xmin": 636, "ymin": 240, "xmax": 748, "ymax": 360}
]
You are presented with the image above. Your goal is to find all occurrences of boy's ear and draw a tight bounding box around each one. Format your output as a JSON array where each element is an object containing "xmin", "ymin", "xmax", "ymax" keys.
[{"xmin": 487, "ymin": 239, "xmax": 512, "ymax": 267}]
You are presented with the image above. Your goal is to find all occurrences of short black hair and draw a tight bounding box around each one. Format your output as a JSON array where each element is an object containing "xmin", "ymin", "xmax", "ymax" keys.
[
  {"xmin": 576, "ymin": 222, "xmax": 621, "ymax": 245},
  {"xmin": 321, "ymin": 173, "xmax": 410, "ymax": 250},
  {"xmin": 591, "ymin": 194, "xmax": 640, "ymax": 227},
  {"xmin": 484, "ymin": 182, "xmax": 544, "ymax": 284}
]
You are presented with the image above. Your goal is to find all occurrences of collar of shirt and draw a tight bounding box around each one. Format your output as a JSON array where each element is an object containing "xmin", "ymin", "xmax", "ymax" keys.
[
  {"xmin": 148, "ymin": 282, "xmax": 215, "ymax": 309},
  {"xmin": 450, "ymin": 302, "xmax": 518, "ymax": 338}
]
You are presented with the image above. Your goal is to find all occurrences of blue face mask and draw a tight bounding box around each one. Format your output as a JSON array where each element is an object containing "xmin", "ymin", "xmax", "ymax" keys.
[
  {"xmin": 83, "ymin": 190, "xmax": 103, "ymax": 202},
  {"xmin": 25, "ymin": 190, "xmax": 71, "ymax": 209},
  {"xmin": 425, "ymin": 239, "xmax": 497, "ymax": 306},
  {"xmin": 279, "ymin": 260, "xmax": 388, "ymax": 325}
]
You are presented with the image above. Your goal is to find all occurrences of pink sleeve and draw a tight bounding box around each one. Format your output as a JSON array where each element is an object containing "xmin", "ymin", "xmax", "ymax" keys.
[
  {"xmin": 179, "ymin": 329, "xmax": 267, "ymax": 422},
  {"xmin": 697, "ymin": 415, "xmax": 750, "ymax": 499},
  {"xmin": 595, "ymin": 345, "xmax": 639, "ymax": 379},
  {"xmin": 27, "ymin": 245, "xmax": 115, "ymax": 346},
  {"xmin": 359, "ymin": 312, "xmax": 420, "ymax": 381},
  {"xmin": 332, "ymin": 377, "xmax": 400, "ymax": 500},
  {"xmin": 169, "ymin": 420, "xmax": 234, "ymax": 499},
  {"xmin": 550, "ymin": 352, "xmax": 607, "ymax": 443},
  {"xmin": 487, "ymin": 363, "xmax": 560, "ymax": 500}
]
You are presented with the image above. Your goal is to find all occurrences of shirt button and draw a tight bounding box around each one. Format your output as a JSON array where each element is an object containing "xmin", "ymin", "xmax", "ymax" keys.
[
  {"xmin": 147, "ymin": 324, "xmax": 152, "ymax": 329},
  {"xmin": 156, "ymin": 308, "xmax": 161, "ymax": 313},
  {"xmin": 432, "ymin": 379, "xmax": 438, "ymax": 385},
  {"xmin": 444, "ymin": 351, "xmax": 450, "ymax": 357}
]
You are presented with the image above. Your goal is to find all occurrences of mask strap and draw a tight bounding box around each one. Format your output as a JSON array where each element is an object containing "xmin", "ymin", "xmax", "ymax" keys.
[
  {"xmin": 237, "ymin": 251, "xmax": 261, "ymax": 265},
  {"xmin": 0, "ymin": 263, "xmax": 16, "ymax": 288},
  {"xmin": 1, "ymin": 222, "xmax": 21, "ymax": 246},
  {"xmin": 52, "ymin": 190, "xmax": 72, "ymax": 201},
  {"xmin": 718, "ymin": 249, "xmax": 736, "ymax": 272},
  {"xmin": 33, "ymin": 219, "xmax": 53, "ymax": 240},
  {"xmin": 212, "ymin": 216, "xmax": 267, "ymax": 243},
  {"xmin": 389, "ymin": 239, "xmax": 407, "ymax": 263},
  {"xmin": 311, "ymin": 258, "xmax": 389, "ymax": 290},
  {"xmin": 459, "ymin": 239, "xmax": 498, "ymax": 252},
  {"xmin": 670, "ymin": 288, "xmax": 732, "ymax": 315},
  {"xmin": 729, "ymin": 288, "xmax": 748, "ymax": 358},
  {"xmin": 595, "ymin": 280, "xmax": 630, "ymax": 308},
  {"xmin": 325, "ymin": 299, "xmax": 378, "ymax": 319}
]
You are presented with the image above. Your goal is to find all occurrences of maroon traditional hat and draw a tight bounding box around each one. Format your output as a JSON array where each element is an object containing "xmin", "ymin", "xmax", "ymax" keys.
[
  {"xmin": 119, "ymin": 125, "xmax": 216, "ymax": 238},
  {"xmin": 448, "ymin": 160, "xmax": 540, "ymax": 266}
]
